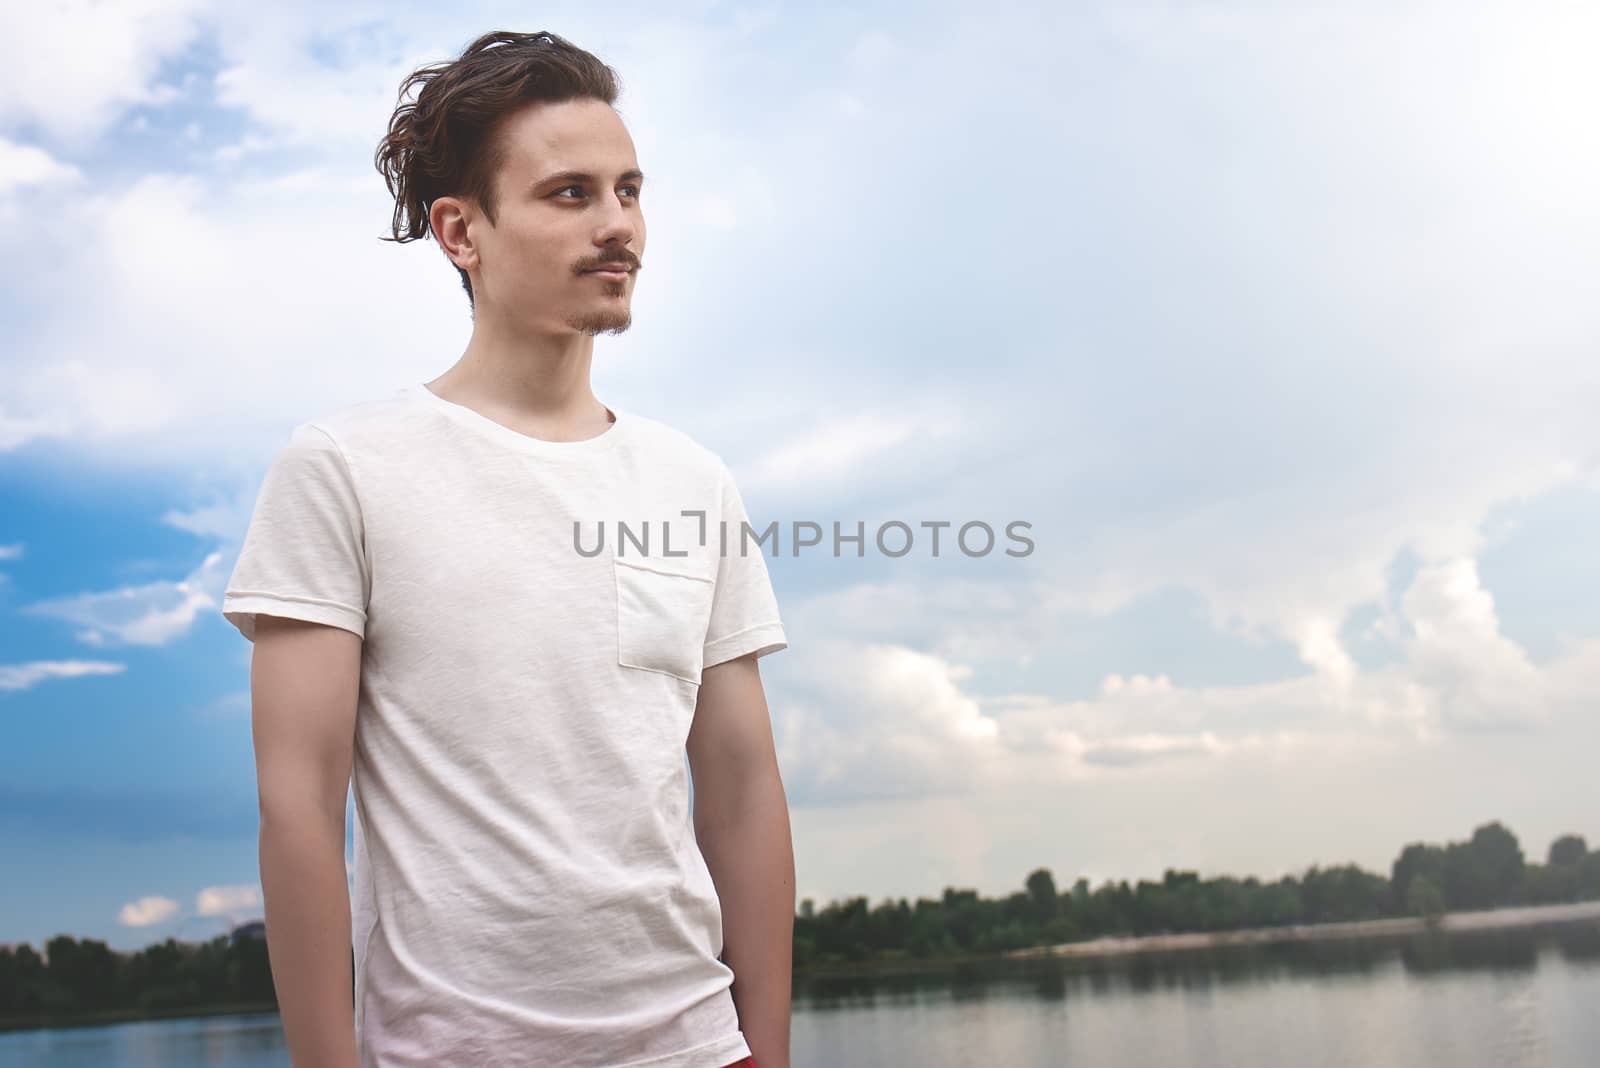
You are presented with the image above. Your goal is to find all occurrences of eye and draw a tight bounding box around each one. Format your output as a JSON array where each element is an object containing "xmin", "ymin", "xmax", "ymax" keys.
[{"xmin": 554, "ymin": 185, "xmax": 642, "ymax": 200}]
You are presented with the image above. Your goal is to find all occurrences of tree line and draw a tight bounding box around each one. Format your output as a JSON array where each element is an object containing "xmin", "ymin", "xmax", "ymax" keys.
[
  {"xmin": 3, "ymin": 820, "xmax": 1597, "ymax": 1025},
  {"xmin": 0, "ymin": 927, "xmax": 273, "ymax": 1028},
  {"xmin": 793, "ymin": 821, "xmax": 1599, "ymax": 966}
]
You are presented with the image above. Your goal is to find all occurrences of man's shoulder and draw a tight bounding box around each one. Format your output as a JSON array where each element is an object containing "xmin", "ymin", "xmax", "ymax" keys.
[
  {"xmin": 621, "ymin": 409, "xmax": 730, "ymax": 477},
  {"xmin": 297, "ymin": 384, "xmax": 425, "ymax": 448}
]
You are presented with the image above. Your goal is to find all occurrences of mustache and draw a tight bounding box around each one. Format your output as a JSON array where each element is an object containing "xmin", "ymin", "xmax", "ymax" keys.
[{"xmin": 581, "ymin": 256, "xmax": 639, "ymax": 272}]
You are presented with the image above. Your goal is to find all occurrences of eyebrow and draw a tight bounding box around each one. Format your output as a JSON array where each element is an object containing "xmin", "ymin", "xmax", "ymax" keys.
[{"xmin": 536, "ymin": 168, "xmax": 646, "ymax": 188}]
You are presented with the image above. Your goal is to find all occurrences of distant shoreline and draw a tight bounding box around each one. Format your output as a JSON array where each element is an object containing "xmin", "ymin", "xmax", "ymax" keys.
[
  {"xmin": 785, "ymin": 900, "xmax": 1600, "ymax": 983},
  {"xmin": 1003, "ymin": 899, "xmax": 1600, "ymax": 961},
  {"xmin": 0, "ymin": 999, "xmax": 279, "ymax": 1035},
  {"xmin": 8, "ymin": 902, "xmax": 1598, "ymax": 1032}
]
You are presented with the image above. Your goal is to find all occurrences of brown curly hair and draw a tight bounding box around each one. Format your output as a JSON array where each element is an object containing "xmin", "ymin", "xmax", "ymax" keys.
[{"xmin": 373, "ymin": 30, "xmax": 622, "ymax": 311}]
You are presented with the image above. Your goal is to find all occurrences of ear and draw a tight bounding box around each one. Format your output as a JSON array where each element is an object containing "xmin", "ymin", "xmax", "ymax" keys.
[{"xmin": 430, "ymin": 195, "xmax": 478, "ymax": 271}]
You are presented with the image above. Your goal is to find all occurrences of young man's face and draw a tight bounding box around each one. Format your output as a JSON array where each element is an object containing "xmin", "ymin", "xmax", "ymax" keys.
[{"xmin": 466, "ymin": 97, "xmax": 646, "ymax": 337}]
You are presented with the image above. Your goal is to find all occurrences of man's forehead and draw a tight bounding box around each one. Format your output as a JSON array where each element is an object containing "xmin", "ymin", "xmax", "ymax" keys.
[{"xmin": 500, "ymin": 101, "xmax": 636, "ymax": 181}]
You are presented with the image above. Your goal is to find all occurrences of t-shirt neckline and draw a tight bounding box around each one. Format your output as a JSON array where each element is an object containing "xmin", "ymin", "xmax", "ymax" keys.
[{"xmin": 409, "ymin": 382, "xmax": 630, "ymax": 456}]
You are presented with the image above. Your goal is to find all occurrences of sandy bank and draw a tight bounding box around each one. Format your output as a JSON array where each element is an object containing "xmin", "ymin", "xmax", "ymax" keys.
[{"xmin": 1004, "ymin": 899, "xmax": 1600, "ymax": 961}]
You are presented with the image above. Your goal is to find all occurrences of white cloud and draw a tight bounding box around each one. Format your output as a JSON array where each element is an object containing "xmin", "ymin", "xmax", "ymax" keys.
[
  {"xmin": 211, "ymin": 133, "xmax": 277, "ymax": 164},
  {"xmin": 0, "ymin": 543, "xmax": 25, "ymax": 561},
  {"xmin": 774, "ymin": 640, "xmax": 1003, "ymax": 805},
  {"xmin": 0, "ymin": 137, "xmax": 86, "ymax": 195},
  {"xmin": 0, "ymin": 0, "xmax": 209, "ymax": 149},
  {"xmin": 783, "ymin": 628, "xmax": 1600, "ymax": 905},
  {"xmin": 119, "ymin": 895, "xmax": 180, "ymax": 927},
  {"xmin": 745, "ymin": 401, "xmax": 966, "ymax": 496},
  {"xmin": 782, "ymin": 577, "xmax": 1074, "ymax": 670},
  {"xmin": 1295, "ymin": 616, "xmax": 1358, "ymax": 691},
  {"xmin": 770, "ymin": 538, "xmax": 1600, "ymax": 810},
  {"xmin": 21, "ymin": 550, "xmax": 229, "ymax": 647},
  {"xmin": 207, "ymin": 7, "xmax": 437, "ymax": 155},
  {"xmin": 0, "ymin": 660, "xmax": 126, "ymax": 692},
  {"xmin": 1100, "ymin": 673, "xmax": 1174, "ymax": 698},
  {"xmin": 162, "ymin": 491, "xmax": 257, "ymax": 542},
  {"xmin": 192, "ymin": 689, "xmax": 250, "ymax": 721},
  {"xmin": 0, "ymin": 167, "xmax": 449, "ymax": 462},
  {"xmin": 196, "ymin": 883, "xmax": 262, "ymax": 917},
  {"xmin": 0, "ymin": 408, "xmax": 73, "ymax": 452},
  {"xmin": 790, "ymin": 715, "xmax": 1600, "ymax": 906},
  {"xmin": 769, "ymin": 635, "xmax": 1324, "ymax": 805},
  {"xmin": 1402, "ymin": 556, "xmax": 1548, "ymax": 729}
]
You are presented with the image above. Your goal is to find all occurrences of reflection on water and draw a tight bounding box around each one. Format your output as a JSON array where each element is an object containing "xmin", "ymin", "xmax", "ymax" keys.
[
  {"xmin": 790, "ymin": 922, "xmax": 1600, "ymax": 1068},
  {"xmin": 794, "ymin": 920, "xmax": 1600, "ymax": 1006},
  {"xmin": 0, "ymin": 1011, "xmax": 289, "ymax": 1068},
  {"xmin": 4, "ymin": 923, "xmax": 1598, "ymax": 1068}
]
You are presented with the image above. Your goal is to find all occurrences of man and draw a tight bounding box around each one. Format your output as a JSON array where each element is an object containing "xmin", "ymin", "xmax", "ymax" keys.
[{"xmin": 223, "ymin": 29, "xmax": 792, "ymax": 1068}]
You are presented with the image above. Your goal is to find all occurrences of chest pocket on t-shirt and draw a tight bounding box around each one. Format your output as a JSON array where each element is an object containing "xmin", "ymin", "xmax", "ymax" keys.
[{"xmin": 613, "ymin": 555, "xmax": 715, "ymax": 686}]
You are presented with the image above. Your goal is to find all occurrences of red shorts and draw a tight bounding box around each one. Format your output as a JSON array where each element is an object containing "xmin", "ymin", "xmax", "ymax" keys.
[{"xmin": 718, "ymin": 1059, "xmax": 758, "ymax": 1068}]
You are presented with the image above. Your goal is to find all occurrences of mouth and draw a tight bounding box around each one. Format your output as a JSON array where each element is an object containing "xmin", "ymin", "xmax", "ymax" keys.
[{"xmin": 584, "ymin": 266, "xmax": 634, "ymax": 282}]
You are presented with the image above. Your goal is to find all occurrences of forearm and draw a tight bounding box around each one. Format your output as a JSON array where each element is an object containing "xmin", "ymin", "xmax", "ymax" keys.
[
  {"xmin": 695, "ymin": 768, "xmax": 795, "ymax": 1068},
  {"xmin": 259, "ymin": 805, "xmax": 359, "ymax": 1068}
]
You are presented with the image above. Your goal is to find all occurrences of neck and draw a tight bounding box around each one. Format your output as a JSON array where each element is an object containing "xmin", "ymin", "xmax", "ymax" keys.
[{"xmin": 427, "ymin": 322, "xmax": 613, "ymax": 440}]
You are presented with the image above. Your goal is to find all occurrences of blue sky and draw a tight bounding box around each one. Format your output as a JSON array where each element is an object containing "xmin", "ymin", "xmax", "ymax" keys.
[{"xmin": 3, "ymin": 0, "xmax": 1599, "ymax": 953}]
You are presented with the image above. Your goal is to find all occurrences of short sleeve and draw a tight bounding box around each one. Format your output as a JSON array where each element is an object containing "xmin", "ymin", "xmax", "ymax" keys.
[
  {"xmin": 702, "ymin": 459, "xmax": 788, "ymax": 669},
  {"xmin": 222, "ymin": 422, "xmax": 371, "ymax": 642}
]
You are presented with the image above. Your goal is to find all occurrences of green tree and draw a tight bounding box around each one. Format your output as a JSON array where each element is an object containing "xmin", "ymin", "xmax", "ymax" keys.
[
  {"xmin": 1392, "ymin": 843, "xmax": 1449, "ymax": 912},
  {"xmin": 1302, "ymin": 864, "xmax": 1390, "ymax": 923},
  {"xmin": 1548, "ymin": 834, "xmax": 1588, "ymax": 867},
  {"xmin": 1406, "ymin": 874, "xmax": 1447, "ymax": 922},
  {"xmin": 1444, "ymin": 822, "xmax": 1524, "ymax": 909},
  {"xmin": 1025, "ymin": 868, "xmax": 1058, "ymax": 923},
  {"xmin": 1578, "ymin": 852, "xmax": 1600, "ymax": 900}
]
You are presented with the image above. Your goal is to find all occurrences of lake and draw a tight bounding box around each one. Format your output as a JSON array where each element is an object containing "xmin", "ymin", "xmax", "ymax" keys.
[{"xmin": 5, "ymin": 926, "xmax": 1598, "ymax": 1067}]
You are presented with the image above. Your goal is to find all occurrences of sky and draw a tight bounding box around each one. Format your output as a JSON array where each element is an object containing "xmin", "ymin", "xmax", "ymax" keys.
[{"xmin": 2, "ymin": 0, "xmax": 1598, "ymax": 954}]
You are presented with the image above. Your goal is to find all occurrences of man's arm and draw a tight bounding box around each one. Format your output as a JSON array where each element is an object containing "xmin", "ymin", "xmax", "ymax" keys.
[
  {"xmin": 252, "ymin": 614, "xmax": 363, "ymax": 1068},
  {"xmin": 686, "ymin": 653, "xmax": 794, "ymax": 1068}
]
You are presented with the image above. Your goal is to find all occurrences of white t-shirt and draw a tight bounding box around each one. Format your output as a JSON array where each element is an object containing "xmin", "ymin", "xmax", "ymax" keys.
[{"xmin": 222, "ymin": 382, "xmax": 788, "ymax": 1068}]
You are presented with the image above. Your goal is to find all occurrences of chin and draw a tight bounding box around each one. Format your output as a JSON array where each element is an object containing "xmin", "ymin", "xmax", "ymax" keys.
[{"xmin": 567, "ymin": 309, "xmax": 633, "ymax": 336}]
